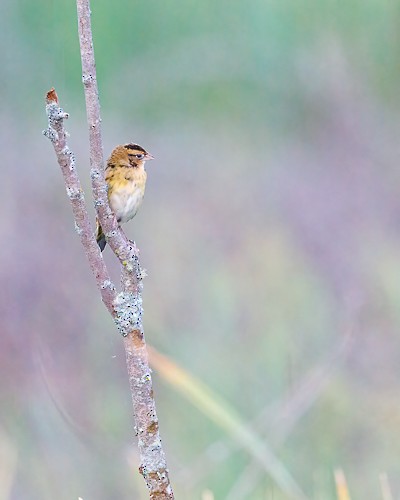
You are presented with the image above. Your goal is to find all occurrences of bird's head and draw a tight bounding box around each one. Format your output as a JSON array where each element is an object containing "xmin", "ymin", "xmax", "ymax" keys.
[{"xmin": 108, "ymin": 143, "xmax": 154, "ymax": 168}]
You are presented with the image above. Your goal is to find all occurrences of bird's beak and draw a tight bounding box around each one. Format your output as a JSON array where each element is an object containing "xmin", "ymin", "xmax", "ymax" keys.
[{"xmin": 145, "ymin": 153, "xmax": 155, "ymax": 161}]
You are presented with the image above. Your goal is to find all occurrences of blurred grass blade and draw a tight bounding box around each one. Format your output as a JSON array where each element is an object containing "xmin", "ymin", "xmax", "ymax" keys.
[
  {"xmin": 334, "ymin": 469, "xmax": 351, "ymax": 500},
  {"xmin": 201, "ymin": 489, "xmax": 215, "ymax": 500},
  {"xmin": 148, "ymin": 346, "xmax": 307, "ymax": 500},
  {"xmin": 379, "ymin": 473, "xmax": 393, "ymax": 500},
  {"xmin": 0, "ymin": 428, "xmax": 18, "ymax": 500}
]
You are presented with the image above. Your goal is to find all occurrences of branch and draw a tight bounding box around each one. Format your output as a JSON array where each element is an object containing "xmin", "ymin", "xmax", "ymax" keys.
[
  {"xmin": 42, "ymin": 1, "xmax": 174, "ymax": 498},
  {"xmin": 121, "ymin": 261, "xmax": 172, "ymax": 497},
  {"xmin": 43, "ymin": 89, "xmax": 116, "ymax": 314},
  {"xmin": 44, "ymin": 87, "xmax": 174, "ymax": 499},
  {"xmin": 76, "ymin": 0, "xmax": 132, "ymax": 261}
]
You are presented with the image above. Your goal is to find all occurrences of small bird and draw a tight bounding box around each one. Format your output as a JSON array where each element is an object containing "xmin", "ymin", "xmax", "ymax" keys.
[{"xmin": 96, "ymin": 143, "xmax": 154, "ymax": 251}]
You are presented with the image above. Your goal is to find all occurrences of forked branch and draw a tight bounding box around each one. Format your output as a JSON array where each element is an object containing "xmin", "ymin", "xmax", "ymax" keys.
[{"xmin": 42, "ymin": 1, "xmax": 174, "ymax": 497}]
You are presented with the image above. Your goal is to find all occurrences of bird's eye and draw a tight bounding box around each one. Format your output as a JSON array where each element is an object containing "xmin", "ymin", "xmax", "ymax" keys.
[{"xmin": 135, "ymin": 154, "xmax": 144, "ymax": 159}]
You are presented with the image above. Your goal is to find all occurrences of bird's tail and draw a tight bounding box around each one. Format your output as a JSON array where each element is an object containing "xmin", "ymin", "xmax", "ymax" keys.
[{"xmin": 96, "ymin": 218, "xmax": 107, "ymax": 252}]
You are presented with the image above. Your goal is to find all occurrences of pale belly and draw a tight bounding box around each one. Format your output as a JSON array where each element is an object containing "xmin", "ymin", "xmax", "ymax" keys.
[{"xmin": 109, "ymin": 187, "xmax": 145, "ymax": 223}]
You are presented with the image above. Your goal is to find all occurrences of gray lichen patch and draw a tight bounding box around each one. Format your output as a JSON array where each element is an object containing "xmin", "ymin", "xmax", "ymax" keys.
[
  {"xmin": 82, "ymin": 73, "xmax": 94, "ymax": 85},
  {"xmin": 46, "ymin": 102, "xmax": 69, "ymax": 123},
  {"xmin": 90, "ymin": 168, "xmax": 101, "ymax": 180},
  {"xmin": 101, "ymin": 279, "xmax": 116, "ymax": 291},
  {"xmin": 66, "ymin": 187, "xmax": 84, "ymax": 200},
  {"xmin": 42, "ymin": 126, "xmax": 58, "ymax": 143},
  {"xmin": 74, "ymin": 221, "xmax": 83, "ymax": 235},
  {"xmin": 94, "ymin": 199, "xmax": 104, "ymax": 207},
  {"xmin": 113, "ymin": 291, "xmax": 143, "ymax": 336},
  {"xmin": 61, "ymin": 146, "xmax": 76, "ymax": 170}
]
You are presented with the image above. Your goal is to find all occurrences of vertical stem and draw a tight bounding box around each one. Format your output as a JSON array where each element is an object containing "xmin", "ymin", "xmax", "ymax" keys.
[
  {"xmin": 76, "ymin": 0, "xmax": 104, "ymax": 172},
  {"xmin": 76, "ymin": 0, "xmax": 128, "ymax": 258}
]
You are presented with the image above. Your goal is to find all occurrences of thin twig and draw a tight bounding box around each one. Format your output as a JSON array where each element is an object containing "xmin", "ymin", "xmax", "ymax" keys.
[
  {"xmin": 76, "ymin": 0, "xmax": 132, "ymax": 261},
  {"xmin": 43, "ymin": 89, "xmax": 116, "ymax": 314}
]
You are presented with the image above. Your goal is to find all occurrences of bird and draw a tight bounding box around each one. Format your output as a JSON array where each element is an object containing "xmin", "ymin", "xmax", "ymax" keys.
[{"xmin": 96, "ymin": 143, "xmax": 154, "ymax": 251}]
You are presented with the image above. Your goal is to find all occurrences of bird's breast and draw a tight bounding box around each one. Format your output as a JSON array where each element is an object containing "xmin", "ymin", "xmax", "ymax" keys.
[{"xmin": 109, "ymin": 179, "xmax": 146, "ymax": 223}]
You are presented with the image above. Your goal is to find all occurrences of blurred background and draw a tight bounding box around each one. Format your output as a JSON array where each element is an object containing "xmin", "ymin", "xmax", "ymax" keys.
[{"xmin": 2, "ymin": 0, "xmax": 400, "ymax": 498}]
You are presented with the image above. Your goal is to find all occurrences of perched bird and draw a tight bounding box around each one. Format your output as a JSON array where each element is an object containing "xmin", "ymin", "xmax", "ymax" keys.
[{"xmin": 96, "ymin": 143, "xmax": 154, "ymax": 251}]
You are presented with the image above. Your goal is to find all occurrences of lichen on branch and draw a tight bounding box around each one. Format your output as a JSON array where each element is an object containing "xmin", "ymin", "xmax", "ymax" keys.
[{"xmin": 42, "ymin": 2, "xmax": 175, "ymax": 497}]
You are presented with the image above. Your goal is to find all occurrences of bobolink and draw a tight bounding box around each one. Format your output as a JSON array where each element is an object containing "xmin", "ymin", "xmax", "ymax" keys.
[{"xmin": 96, "ymin": 143, "xmax": 154, "ymax": 251}]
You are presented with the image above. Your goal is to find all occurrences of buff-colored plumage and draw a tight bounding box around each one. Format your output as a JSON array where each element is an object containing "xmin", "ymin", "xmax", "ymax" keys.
[{"xmin": 96, "ymin": 143, "xmax": 154, "ymax": 251}]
